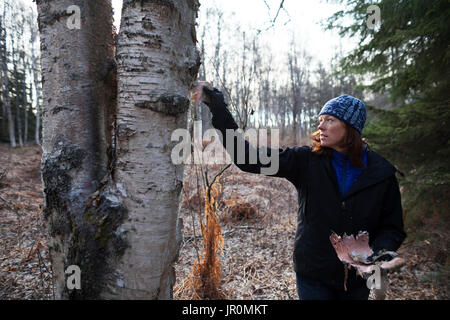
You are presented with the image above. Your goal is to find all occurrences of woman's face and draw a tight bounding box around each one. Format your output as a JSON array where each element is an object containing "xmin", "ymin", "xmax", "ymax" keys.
[{"xmin": 318, "ymin": 114, "xmax": 347, "ymax": 153}]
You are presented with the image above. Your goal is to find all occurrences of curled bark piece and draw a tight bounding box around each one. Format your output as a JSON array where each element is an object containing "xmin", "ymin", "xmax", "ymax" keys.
[
  {"xmin": 330, "ymin": 231, "xmax": 405, "ymax": 299},
  {"xmin": 330, "ymin": 231, "xmax": 405, "ymax": 275},
  {"xmin": 330, "ymin": 231, "xmax": 375, "ymax": 275}
]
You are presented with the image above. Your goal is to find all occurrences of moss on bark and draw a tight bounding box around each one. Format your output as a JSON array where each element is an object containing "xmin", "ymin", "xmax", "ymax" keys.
[{"xmin": 41, "ymin": 139, "xmax": 128, "ymax": 299}]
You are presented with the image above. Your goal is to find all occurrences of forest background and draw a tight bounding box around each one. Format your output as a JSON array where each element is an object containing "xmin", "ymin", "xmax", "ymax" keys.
[{"xmin": 0, "ymin": 0, "xmax": 448, "ymax": 299}]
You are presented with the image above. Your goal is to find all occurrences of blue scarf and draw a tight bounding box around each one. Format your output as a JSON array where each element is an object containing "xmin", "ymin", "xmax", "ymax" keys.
[{"xmin": 331, "ymin": 147, "xmax": 368, "ymax": 196}]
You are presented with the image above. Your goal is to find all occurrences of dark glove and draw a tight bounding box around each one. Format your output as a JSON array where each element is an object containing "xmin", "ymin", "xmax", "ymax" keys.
[
  {"xmin": 202, "ymin": 86, "xmax": 227, "ymax": 111},
  {"xmin": 367, "ymin": 249, "xmax": 398, "ymax": 263}
]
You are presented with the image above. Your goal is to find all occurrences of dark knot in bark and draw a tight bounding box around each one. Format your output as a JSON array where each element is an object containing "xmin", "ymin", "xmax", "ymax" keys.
[{"xmin": 135, "ymin": 94, "xmax": 190, "ymax": 116}]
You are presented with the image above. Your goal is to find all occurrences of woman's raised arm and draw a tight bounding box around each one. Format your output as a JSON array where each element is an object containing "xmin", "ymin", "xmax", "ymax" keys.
[{"xmin": 201, "ymin": 86, "xmax": 310, "ymax": 187}]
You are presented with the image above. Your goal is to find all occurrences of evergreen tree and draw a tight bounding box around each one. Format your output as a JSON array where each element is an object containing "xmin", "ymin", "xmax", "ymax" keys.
[
  {"xmin": 0, "ymin": 0, "xmax": 40, "ymax": 146},
  {"xmin": 326, "ymin": 0, "xmax": 450, "ymax": 103},
  {"xmin": 326, "ymin": 0, "xmax": 450, "ymax": 229}
]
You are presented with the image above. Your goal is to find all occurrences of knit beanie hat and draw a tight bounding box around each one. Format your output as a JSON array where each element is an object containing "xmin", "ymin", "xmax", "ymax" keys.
[{"xmin": 319, "ymin": 94, "xmax": 366, "ymax": 134}]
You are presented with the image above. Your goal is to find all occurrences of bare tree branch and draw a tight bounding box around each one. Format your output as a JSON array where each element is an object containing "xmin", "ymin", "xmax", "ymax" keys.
[
  {"xmin": 257, "ymin": 0, "xmax": 291, "ymax": 34},
  {"xmin": 272, "ymin": 0, "xmax": 285, "ymax": 25}
]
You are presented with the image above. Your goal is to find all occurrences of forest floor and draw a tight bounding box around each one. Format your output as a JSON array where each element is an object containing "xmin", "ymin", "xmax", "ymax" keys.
[{"xmin": 0, "ymin": 143, "xmax": 448, "ymax": 300}]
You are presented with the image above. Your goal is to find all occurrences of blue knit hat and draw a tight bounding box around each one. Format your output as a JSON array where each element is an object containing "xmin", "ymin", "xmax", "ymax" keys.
[{"xmin": 319, "ymin": 94, "xmax": 366, "ymax": 134}]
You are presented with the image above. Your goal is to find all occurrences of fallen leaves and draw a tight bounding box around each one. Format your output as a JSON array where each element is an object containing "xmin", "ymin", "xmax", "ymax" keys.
[
  {"xmin": 175, "ymin": 162, "xmax": 449, "ymax": 300},
  {"xmin": 0, "ymin": 143, "xmax": 448, "ymax": 300},
  {"xmin": 0, "ymin": 143, "xmax": 53, "ymax": 300}
]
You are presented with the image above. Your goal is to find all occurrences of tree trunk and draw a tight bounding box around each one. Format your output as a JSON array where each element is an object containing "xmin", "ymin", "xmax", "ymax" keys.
[
  {"xmin": 36, "ymin": 0, "xmax": 199, "ymax": 299},
  {"xmin": 29, "ymin": 5, "xmax": 41, "ymax": 145},
  {"xmin": 112, "ymin": 0, "xmax": 199, "ymax": 299},
  {"xmin": 36, "ymin": 0, "xmax": 116, "ymax": 299},
  {"xmin": 0, "ymin": 12, "xmax": 5, "ymax": 141},
  {"xmin": 0, "ymin": 3, "xmax": 16, "ymax": 148},
  {"xmin": 22, "ymin": 55, "xmax": 29, "ymax": 144},
  {"xmin": 199, "ymin": 29, "xmax": 211, "ymax": 133},
  {"xmin": 33, "ymin": 56, "xmax": 41, "ymax": 145},
  {"xmin": 11, "ymin": 38, "xmax": 24, "ymax": 147}
]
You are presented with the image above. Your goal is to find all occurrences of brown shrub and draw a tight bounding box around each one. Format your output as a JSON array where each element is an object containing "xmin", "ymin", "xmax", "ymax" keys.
[{"xmin": 221, "ymin": 193, "xmax": 258, "ymax": 223}]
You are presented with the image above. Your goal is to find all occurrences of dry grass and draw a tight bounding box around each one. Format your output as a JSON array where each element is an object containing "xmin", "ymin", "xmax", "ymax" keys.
[
  {"xmin": 0, "ymin": 143, "xmax": 53, "ymax": 299},
  {"xmin": 175, "ymin": 161, "xmax": 449, "ymax": 300},
  {"xmin": 175, "ymin": 163, "xmax": 299, "ymax": 300}
]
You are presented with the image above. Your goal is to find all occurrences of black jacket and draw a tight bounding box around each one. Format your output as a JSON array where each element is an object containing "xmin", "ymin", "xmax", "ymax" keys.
[{"xmin": 208, "ymin": 103, "xmax": 407, "ymax": 283}]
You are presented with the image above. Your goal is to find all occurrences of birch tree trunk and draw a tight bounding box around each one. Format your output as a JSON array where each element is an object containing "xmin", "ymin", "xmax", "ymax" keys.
[
  {"xmin": 32, "ymin": 51, "xmax": 41, "ymax": 145},
  {"xmin": 36, "ymin": 0, "xmax": 117, "ymax": 299},
  {"xmin": 22, "ymin": 54, "xmax": 29, "ymax": 144},
  {"xmin": 34, "ymin": 75, "xmax": 41, "ymax": 145},
  {"xmin": 36, "ymin": 0, "xmax": 199, "ymax": 299},
  {"xmin": 112, "ymin": 0, "xmax": 200, "ymax": 299},
  {"xmin": 29, "ymin": 6, "xmax": 41, "ymax": 145}
]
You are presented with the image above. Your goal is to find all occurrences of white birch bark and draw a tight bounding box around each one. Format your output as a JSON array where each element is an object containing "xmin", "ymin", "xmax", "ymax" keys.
[
  {"xmin": 112, "ymin": 0, "xmax": 200, "ymax": 299},
  {"xmin": 36, "ymin": 0, "xmax": 116, "ymax": 299},
  {"xmin": 29, "ymin": 6, "xmax": 42, "ymax": 145},
  {"xmin": 31, "ymin": 40, "xmax": 42, "ymax": 145},
  {"xmin": 11, "ymin": 39, "xmax": 24, "ymax": 147}
]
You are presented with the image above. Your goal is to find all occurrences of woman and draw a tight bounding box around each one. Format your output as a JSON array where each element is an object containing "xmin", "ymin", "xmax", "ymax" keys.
[{"xmin": 200, "ymin": 86, "xmax": 406, "ymax": 300}]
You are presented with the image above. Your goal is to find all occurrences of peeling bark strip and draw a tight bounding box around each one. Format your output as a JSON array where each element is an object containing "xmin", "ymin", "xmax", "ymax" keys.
[
  {"xmin": 36, "ymin": 0, "xmax": 118, "ymax": 299},
  {"xmin": 114, "ymin": 0, "xmax": 200, "ymax": 299},
  {"xmin": 135, "ymin": 94, "xmax": 190, "ymax": 116}
]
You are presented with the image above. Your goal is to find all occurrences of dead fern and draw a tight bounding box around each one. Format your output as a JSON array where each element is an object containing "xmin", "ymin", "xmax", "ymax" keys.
[{"xmin": 184, "ymin": 164, "xmax": 230, "ymax": 299}]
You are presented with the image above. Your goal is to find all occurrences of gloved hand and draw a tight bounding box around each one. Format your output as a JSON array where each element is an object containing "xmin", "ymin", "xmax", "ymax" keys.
[
  {"xmin": 367, "ymin": 249, "xmax": 398, "ymax": 263},
  {"xmin": 202, "ymin": 86, "xmax": 227, "ymax": 111}
]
